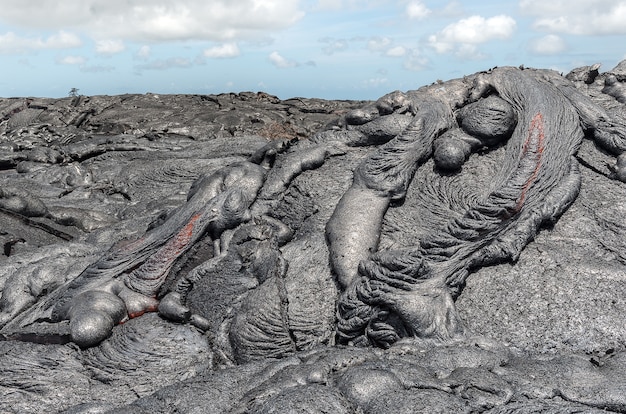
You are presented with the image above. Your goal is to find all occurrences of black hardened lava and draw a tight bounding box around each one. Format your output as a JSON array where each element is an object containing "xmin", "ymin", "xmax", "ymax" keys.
[
  {"xmin": 5, "ymin": 66, "xmax": 625, "ymax": 350},
  {"xmin": 35, "ymin": 66, "xmax": 626, "ymax": 351},
  {"xmin": 334, "ymin": 67, "xmax": 626, "ymax": 347},
  {"xmin": 335, "ymin": 67, "xmax": 590, "ymax": 347},
  {"xmin": 1, "ymin": 64, "xmax": 626, "ymax": 413}
]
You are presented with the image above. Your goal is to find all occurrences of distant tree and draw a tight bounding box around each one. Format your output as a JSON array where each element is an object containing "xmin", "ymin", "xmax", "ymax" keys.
[{"xmin": 68, "ymin": 88, "xmax": 80, "ymax": 97}]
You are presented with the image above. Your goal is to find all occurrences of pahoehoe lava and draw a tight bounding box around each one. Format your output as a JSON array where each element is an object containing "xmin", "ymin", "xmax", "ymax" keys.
[{"xmin": 1, "ymin": 64, "xmax": 626, "ymax": 413}]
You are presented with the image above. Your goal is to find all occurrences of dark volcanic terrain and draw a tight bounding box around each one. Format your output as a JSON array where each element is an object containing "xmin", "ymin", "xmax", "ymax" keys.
[{"xmin": 1, "ymin": 62, "xmax": 626, "ymax": 413}]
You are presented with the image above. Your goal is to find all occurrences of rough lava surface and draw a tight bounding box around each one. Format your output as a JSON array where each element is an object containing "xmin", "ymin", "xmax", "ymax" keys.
[{"xmin": 0, "ymin": 62, "xmax": 625, "ymax": 413}]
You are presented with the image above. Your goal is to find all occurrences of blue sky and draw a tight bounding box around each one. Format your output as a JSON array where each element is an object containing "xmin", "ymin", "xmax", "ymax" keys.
[{"xmin": 1, "ymin": 0, "xmax": 625, "ymax": 100}]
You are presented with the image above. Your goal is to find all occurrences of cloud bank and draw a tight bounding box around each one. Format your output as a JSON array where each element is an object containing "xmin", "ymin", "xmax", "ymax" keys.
[
  {"xmin": 528, "ymin": 34, "xmax": 567, "ymax": 55},
  {"xmin": 0, "ymin": 0, "xmax": 305, "ymax": 43},
  {"xmin": 0, "ymin": 31, "xmax": 81, "ymax": 53},
  {"xmin": 520, "ymin": 0, "xmax": 626, "ymax": 35},
  {"xmin": 428, "ymin": 15, "xmax": 517, "ymax": 57},
  {"xmin": 405, "ymin": 1, "xmax": 431, "ymax": 20},
  {"xmin": 204, "ymin": 43, "xmax": 241, "ymax": 59},
  {"xmin": 269, "ymin": 51, "xmax": 298, "ymax": 68}
]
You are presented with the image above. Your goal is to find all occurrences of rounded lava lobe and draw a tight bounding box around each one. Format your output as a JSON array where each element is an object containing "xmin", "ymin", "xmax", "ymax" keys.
[
  {"xmin": 337, "ymin": 367, "xmax": 403, "ymax": 408},
  {"xmin": 70, "ymin": 310, "xmax": 115, "ymax": 348},
  {"xmin": 457, "ymin": 95, "xmax": 517, "ymax": 144},
  {"xmin": 375, "ymin": 90, "xmax": 412, "ymax": 115},
  {"xmin": 117, "ymin": 286, "xmax": 159, "ymax": 318},
  {"xmin": 345, "ymin": 108, "xmax": 378, "ymax": 126},
  {"xmin": 0, "ymin": 189, "xmax": 48, "ymax": 217},
  {"xmin": 69, "ymin": 290, "xmax": 127, "ymax": 323},
  {"xmin": 67, "ymin": 290, "xmax": 127, "ymax": 348},
  {"xmin": 434, "ymin": 139, "xmax": 471, "ymax": 172},
  {"xmin": 343, "ymin": 90, "xmax": 415, "ymax": 144},
  {"xmin": 602, "ymin": 75, "xmax": 626, "ymax": 103},
  {"xmin": 158, "ymin": 292, "xmax": 191, "ymax": 323},
  {"xmin": 432, "ymin": 95, "xmax": 518, "ymax": 172}
]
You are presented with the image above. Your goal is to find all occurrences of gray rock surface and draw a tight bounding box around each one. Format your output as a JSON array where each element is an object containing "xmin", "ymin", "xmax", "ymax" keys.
[{"xmin": 0, "ymin": 63, "xmax": 625, "ymax": 413}]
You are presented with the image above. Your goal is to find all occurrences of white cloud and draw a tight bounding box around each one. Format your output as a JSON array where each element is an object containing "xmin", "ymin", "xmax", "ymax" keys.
[
  {"xmin": 428, "ymin": 15, "xmax": 516, "ymax": 56},
  {"xmin": 96, "ymin": 39, "xmax": 125, "ymax": 55},
  {"xmin": 386, "ymin": 46, "xmax": 407, "ymax": 57},
  {"xmin": 204, "ymin": 43, "xmax": 240, "ymax": 58},
  {"xmin": 367, "ymin": 37, "xmax": 407, "ymax": 58},
  {"xmin": 269, "ymin": 51, "xmax": 298, "ymax": 68},
  {"xmin": 313, "ymin": 0, "xmax": 386, "ymax": 11},
  {"xmin": 364, "ymin": 77, "xmax": 389, "ymax": 88},
  {"xmin": 136, "ymin": 45, "xmax": 151, "ymax": 60},
  {"xmin": 520, "ymin": 0, "xmax": 626, "ymax": 35},
  {"xmin": 320, "ymin": 37, "xmax": 349, "ymax": 55},
  {"xmin": 440, "ymin": 1, "xmax": 464, "ymax": 17},
  {"xmin": 0, "ymin": 30, "xmax": 82, "ymax": 53},
  {"xmin": 403, "ymin": 48, "xmax": 429, "ymax": 71},
  {"xmin": 136, "ymin": 57, "xmax": 193, "ymax": 71},
  {"xmin": 46, "ymin": 31, "xmax": 83, "ymax": 48},
  {"xmin": 313, "ymin": 0, "xmax": 344, "ymax": 10},
  {"xmin": 0, "ymin": 0, "xmax": 304, "ymax": 43},
  {"xmin": 519, "ymin": 0, "xmax": 598, "ymax": 14},
  {"xmin": 454, "ymin": 43, "xmax": 486, "ymax": 60},
  {"xmin": 367, "ymin": 37, "xmax": 392, "ymax": 52},
  {"xmin": 406, "ymin": 1, "xmax": 431, "ymax": 20},
  {"xmin": 58, "ymin": 55, "xmax": 87, "ymax": 65},
  {"xmin": 528, "ymin": 34, "xmax": 567, "ymax": 55}
]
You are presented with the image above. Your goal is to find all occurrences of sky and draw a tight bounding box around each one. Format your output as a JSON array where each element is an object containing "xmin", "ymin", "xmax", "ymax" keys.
[{"xmin": 0, "ymin": 0, "xmax": 625, "ymax": 100}]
